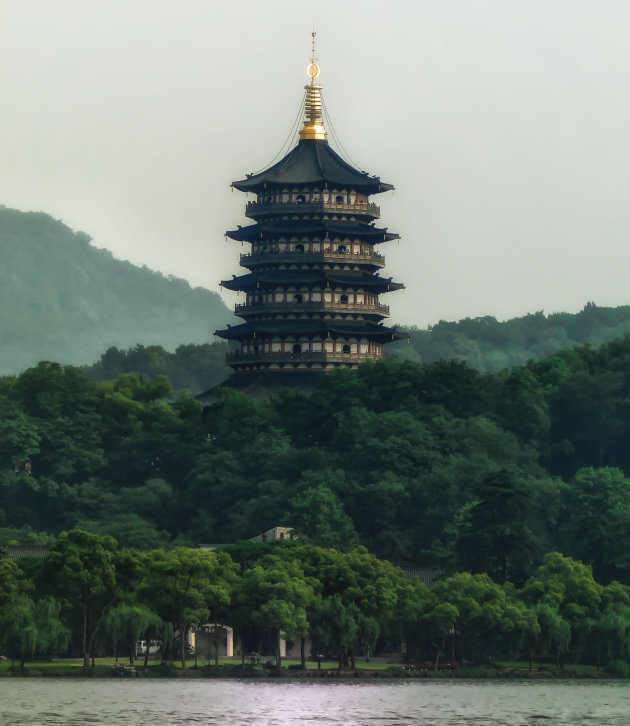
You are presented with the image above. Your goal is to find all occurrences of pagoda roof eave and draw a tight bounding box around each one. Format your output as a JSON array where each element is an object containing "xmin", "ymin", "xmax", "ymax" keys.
[
  {"xmin": 220, "ymin": 270, "xmax": 404, "ymax": 293},
  {"xmin": 215, "ymin": 319, "xmax": 406, "ymax": 341},
  {"xmin": 231, "ymin": 139, "xmax": 394, "ymax": 194},
  {"xmin": 227, "ymin": 220, "xmax": 399, "ymax": 243}
]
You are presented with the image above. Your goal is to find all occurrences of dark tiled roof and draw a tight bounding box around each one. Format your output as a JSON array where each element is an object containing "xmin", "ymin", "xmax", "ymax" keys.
[
  {"xmin": 220, "ymin": 269, "xmax": 403, "ymax": 293},
  {"xmin": 232, "ymin": 139, "xmax": 394, "ymax": 194},
  {"xmin": 215, "ymin": 318, "xmax": 406, "ymax": 341},
  {"xmin": 227, "ymin": 219, "xmax": 399, "ymax": 243}
]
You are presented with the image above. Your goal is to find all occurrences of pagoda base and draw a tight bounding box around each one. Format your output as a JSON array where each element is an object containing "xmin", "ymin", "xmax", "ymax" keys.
[{"xmin": 196, "ymin": 368, "xmax": 327, "ymax": 406}]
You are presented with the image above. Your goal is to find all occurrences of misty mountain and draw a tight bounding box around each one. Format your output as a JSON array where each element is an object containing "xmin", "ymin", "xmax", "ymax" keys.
[
  {"xmin": 0, "ymin": 206, "xmax": 233, "ymax": 375},
  {"xmin": 392, "ymin": 303, "xmax": 630, "ymax": 371}
]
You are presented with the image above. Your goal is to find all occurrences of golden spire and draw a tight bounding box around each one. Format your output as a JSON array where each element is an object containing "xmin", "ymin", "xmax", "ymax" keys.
[{"xmin": 299, "ymin": 31, "xmax": 327, "ymax": 141}]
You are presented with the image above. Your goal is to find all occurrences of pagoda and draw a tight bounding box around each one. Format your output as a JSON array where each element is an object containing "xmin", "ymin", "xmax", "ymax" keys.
[{"xmin": 214, "ymin": 35, "xmax": 404, "ymax": 393}]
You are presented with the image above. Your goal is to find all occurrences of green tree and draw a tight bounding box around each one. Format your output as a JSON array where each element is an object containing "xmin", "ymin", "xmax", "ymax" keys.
[
  {"xmin": 41, "ymin": 529, "xmax": 119, "ymax": 667},
  {"xmin": 559, "ymin": 467, "xmax": 630, "ymax": 583},
  {"xmin": 238, "ymin": 555, "xmax": 316, "ymax": 668},
  {"xmin": 139, "ymin": 547, "xmax": 235, "ymax": 670},
  {"xmin": 288, "ymin": 485, "xmax": 358, "ymax": 550},
  {"xmin": 99, "ymin": 602, "xmax": 161, "ymax": 665},
  {"xmin": 0, "ymin": 594, "xmax": 69, "ymax": 667},
  {"xmin": 310, "ymin": 594, "xmax": 359, "ymax": 670},
  {"xmin": 455, "ymin": 470, "xmax": 540, "ymax": 583},
  {"xmin": 521, "ymin": 552, "xmax": 603, "ymax": 665},
  {"xmin": 533, "ymin": 603, "xmax": 571, "ymax": 669},
  {"xmin": 0, "ymin": 556, "xmax": 22, "ymax": 606},
  {"xmin": 432, "ymin": 572, "xmax": 525, "ymax": 664},
  {"xmin": 496, "ymin": 367, "xmax": 550, "ymax": 444}
]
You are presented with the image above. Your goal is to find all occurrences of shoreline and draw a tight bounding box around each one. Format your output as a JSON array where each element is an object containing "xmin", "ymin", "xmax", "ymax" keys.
[{"xmin": 0, "ymin": 665, "xmax": 622, "ymax": 681}]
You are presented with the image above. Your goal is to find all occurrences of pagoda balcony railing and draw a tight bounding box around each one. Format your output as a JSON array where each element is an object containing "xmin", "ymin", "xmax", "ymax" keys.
[
  {"xmin": 240, "ymin": 250, "xmax": 385, "ymax": 267},
  {"xmin": 245, "ymin": 200, "xmax": 380, "ymax": 219},
  {"xmin": 226, "ymin": 350, "xmax": 378, "ymax": 366},
  {"xmin": 233, "ymin": 300, "xmax": 390, "ymax": 317}
]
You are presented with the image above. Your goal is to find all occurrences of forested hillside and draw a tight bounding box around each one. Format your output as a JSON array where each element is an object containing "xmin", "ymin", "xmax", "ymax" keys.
[
  {"xmin": 4, "ymin": 337, "xmax": 630, "ymax": 589},
  {"xmin": 0, "ymin": 206, "xmax": 233, "ymax": 375},
  {"xmin": 392, "ymin": 302, "xmax": 630, "ymax": 371},
  {"xmin": 5, "ymin": 202, "xmax": 630, "ymax": 385},
  {"xmin": 80, "ymin": 304, "xmax": 630, "ymax": 397},
  {"xmin": 83, "ymin": 342, "xmax": 231, "ymax": 393}
]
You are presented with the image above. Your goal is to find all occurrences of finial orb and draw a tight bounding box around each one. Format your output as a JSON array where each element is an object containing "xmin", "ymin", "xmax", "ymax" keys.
[{"xmin": 307, "ymin": 62, "xmax": 320, "ymax": 80}]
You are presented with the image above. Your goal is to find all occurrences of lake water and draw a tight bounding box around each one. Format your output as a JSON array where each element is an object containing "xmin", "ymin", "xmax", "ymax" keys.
[{"xmin": 1, "ymin": 679, "xmax": 629, "ymax": 725}]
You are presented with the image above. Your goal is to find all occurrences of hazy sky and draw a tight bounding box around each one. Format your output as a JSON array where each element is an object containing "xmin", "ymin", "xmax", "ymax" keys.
[{"xmin": 2, "ymin": 0, "xmax": 630, "ymax": 328}]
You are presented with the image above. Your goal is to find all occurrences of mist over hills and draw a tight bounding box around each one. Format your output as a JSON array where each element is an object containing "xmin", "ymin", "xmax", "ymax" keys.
[
  {"xmin": 4, "ymin": 204, "xmax": 630, "ymax": 385},
  {"xmin": 392, "ymin": 303, "xmax": 630, "ymax": 371},
  {"xmin": 0, "ymin": 206, "xmax": 233, "ymax": 376}
]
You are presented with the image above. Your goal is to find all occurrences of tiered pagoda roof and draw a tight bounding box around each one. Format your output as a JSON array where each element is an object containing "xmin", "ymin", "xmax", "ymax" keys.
[
  {"xmin": 210, "ymin": 33, "xmax": 405, "ymax": 394},
  {"xmin": 231, "ymin": 138, "xmax": 393, "ymax": 194}
]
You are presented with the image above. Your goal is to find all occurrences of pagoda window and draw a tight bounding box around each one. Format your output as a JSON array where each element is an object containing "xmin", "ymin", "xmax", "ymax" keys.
[
  {"xmin": 292, "ymin": 344, "xmax": 302, "ymax": 354},
  {"xmin": 335, "ymin": 194, "xmax": 344, "ymax": 204},
  {"xmin": 349, "ymin": 193, "xmax": 356, "ymax": 204},
  {"xmin": 312, "ymin": 340, "xmax": 323, "ymax": 352},
  {"xmin": 311, "ymin": 291, "xmax": 322, "ymax": 302},
  {"xmin": 293, "ymin": 293, "xmax": 303, "ymax": 303},
  {"xmin": 338, "ymin": 244, "xmax": 347, "ymax": 254},
  {"xmin": 342, "ymin": 344, "xmax": 351, "ymax": 354},
  {"xmin": 295, "ymin": 244, "xmax": 304, "ymax": 253},
  {"xmin": 296, "ymin": 194, "xmax": 306, "ymax": 204},
  {"xmin": 340, "ymin": 294, "xmax": 349, "ymax": 304}
]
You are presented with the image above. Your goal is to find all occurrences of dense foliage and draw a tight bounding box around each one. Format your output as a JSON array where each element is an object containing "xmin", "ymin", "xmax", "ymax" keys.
[
  {"xmin": 79, "ymin": 303, "xmax": 630, "ymax": 398},
  {"xmin": 0, "ymin": 206, "xmax": 232, "ymax": 375},
  {"xmin": 3, "ymin": 338, "xmax": 630, "ymax": 591},
  {"xmin": 83, "ymin": 342, "xmax": 231, "ymax": 393},
  {"xmin": 392, "ymin": 302, "xmax": 630, "ymax": 371},
  {"xmin": 2, "ymin": 536, "xmax": 629, "ymax": 670}
]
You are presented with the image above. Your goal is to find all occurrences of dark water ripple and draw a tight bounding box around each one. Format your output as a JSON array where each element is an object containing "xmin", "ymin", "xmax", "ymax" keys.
[{"xmin": 0, "ymin": 679, "xmax": 629, "ymax": 725}]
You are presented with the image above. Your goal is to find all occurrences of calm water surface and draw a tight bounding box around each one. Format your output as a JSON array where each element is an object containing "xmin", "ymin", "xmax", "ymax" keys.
[{"xmin": 1, "ymin": 679, "xmax": 629, "ymax": 725}]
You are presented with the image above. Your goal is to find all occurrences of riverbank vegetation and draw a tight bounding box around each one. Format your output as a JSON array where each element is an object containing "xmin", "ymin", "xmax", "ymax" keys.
[
  {"xmin": 2, "ymin": 533, "xmax": 630, "ymax": 674},
  {"xmin": 3, "ymin": 338, "xmax": 630, "ymax": 671}
]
